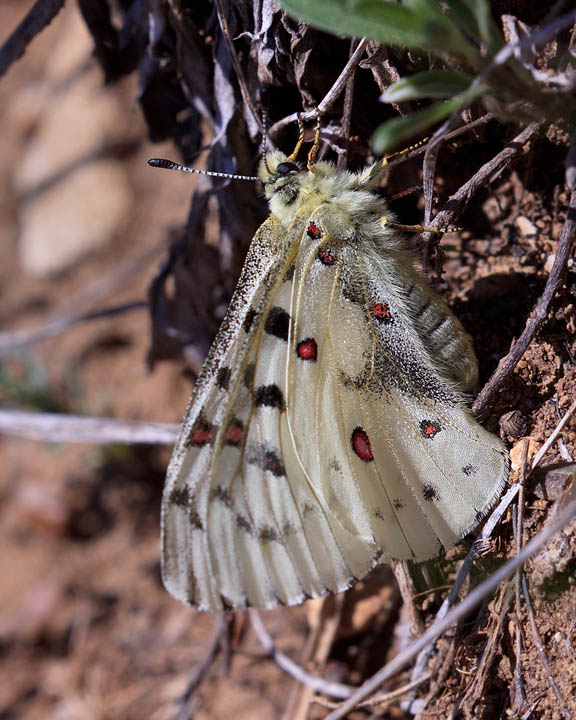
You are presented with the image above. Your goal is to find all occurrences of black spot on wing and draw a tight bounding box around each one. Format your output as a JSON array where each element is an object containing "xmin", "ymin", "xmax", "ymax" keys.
[
  {"xmin": 243, "ymin": 362, "xmax": 255, "ymax": 388},
  {"xmin": 246, "ymin": 444, "xmax": 286, "ymax": 477},
  {"xmin": 216, "ymin": 366, "xmax": 231, "ymax": 390},
  {"xmin": 259, "ymin": 525, "xmax": 282, "ymax": 543},
  {"xmin": 170, "ymin": 486, "xmax": 191, "ymax": 507},
  {"xmin": 265, "ymin": 306, "xmax": 290, "ymax": 341},
  {"xmin": 254, "ymin": 383, "xmax": 285, "ymax": 410},
  {"xmin": 423, "ymin": 484, "xmax": 439, "ymax": 502},
  {"xmin": 189, "ymin": 508, "xmax": 204, "ymax": 530},
  {"xmin": 213, "ymin": 485, "xmax": 233, "ymax": 507},
  {"xmin": 243, "ymin": 308, "xmax": 257, "ymax": 333}
]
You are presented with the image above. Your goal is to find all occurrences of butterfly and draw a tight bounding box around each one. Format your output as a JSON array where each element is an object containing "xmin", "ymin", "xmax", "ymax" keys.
[{"xmin": 156, "ymin": 127, "xmax": 509, "ymax": 612}]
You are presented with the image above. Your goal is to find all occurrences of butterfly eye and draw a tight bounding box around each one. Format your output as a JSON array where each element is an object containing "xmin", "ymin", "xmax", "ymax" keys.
[{"xmin": 276, "ymin": 161, "xmax": 299, "ymax": 176}]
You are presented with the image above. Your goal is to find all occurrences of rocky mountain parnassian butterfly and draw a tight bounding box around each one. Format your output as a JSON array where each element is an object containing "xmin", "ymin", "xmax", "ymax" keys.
[{"xmin": 152, "ymin": 123, "xmax": 509, "ymax": 612}]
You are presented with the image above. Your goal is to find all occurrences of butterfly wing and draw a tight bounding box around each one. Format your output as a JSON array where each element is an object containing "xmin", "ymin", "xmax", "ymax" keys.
[
  {"xmin": 163, "ymin": 201, "xmax": 508, "ymax": 612},
  {"xmin": 284, "ymin": 204, "xmax": 508, "ymax": 571},
  {"xmin": 163, "ymin": 212, "xmax": 361, "ymax": 610}
]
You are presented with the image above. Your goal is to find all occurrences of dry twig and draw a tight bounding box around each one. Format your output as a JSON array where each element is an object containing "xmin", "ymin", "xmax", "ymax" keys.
[
  {"xmin": 0, "ymin": 410, "xmax": 179, "ymax": 445},
  {"xmin": 324, "ymin": 497, "xmax": 576, "ymax": 719},
  {"xmin": 171, "ymin": 615, "xmax": 227, "ymax": 720},
  {"xmin": 522, "ymin": 575, "xmax": 572, "ymax": 718},
  {"xmin": 268, "ymin": 38, "xmax": 368, "ymax": 136},
  {"xmin": 0, "ymin": 0, "xmax": 66, "ymax": 78},
  {"xmin": 248, "ymin": 610, "xmax": 353, "ymax": 700}
]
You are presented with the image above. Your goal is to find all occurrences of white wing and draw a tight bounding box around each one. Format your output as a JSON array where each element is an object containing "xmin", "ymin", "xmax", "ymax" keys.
[{"xmin": 162, "ymin": 206, "xmax": 508, "ymax": 611}]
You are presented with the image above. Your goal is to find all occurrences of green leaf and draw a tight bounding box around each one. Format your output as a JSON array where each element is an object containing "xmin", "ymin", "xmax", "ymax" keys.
[
  {"xmin": 372, "ymin": 84, "xmax": 487, "ymax": 153},
  {"xmin": 278, "ymin": 0, "xmax": 479, "ymax": 63},
  {"xmin": 464, "ymin": 0, "xmax": 503, "ymax": 54},
  {"xmin": 382, "ymin": 70, "xmax": 473, "ymax": 102}
]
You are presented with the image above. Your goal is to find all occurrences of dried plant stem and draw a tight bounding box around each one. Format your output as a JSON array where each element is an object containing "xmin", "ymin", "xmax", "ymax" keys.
[
  {"xmin": 409, "ymin": 482, "xmax": 520, "ymax": 696},
  {"xmin": 521, "ymin": 575, "xmax": 572, "ymax": 719},
  {"xmin": 529, "ymin": 398, "xmax": 576, "ymax": 471},
  {"xmin": 315, "ymin": 673, "xmax": 431, "ymax": 710},
  {"xmin": 512, "ymin": 440, "xmax": 530, "ymax": 714},
  {"xmin": 473, "ymin": 187, "xmax": 576, "ymax": 415},
  {"xmin": 248, "ymin": 610, "xmax": 353, "ymax": 700},
  {"xmin": 268, "ymin": 38, "xmax": 368, "ymax": 136},
  {"xmin": 171, "ymin": 615, "xmax": 227, "ymax": 720},
  {"xmin": 324, "ymin": 497, "xmax": 576, "ymax": 720},
  {"xmin": 0, "ymin": 0, "xmax": 66, "ymax": 78},
  {"xmin": 0, "ymin": 410, "xmax": 179, "ymax": 445},
  {"xmin": 425, "ymin": 123, "xmax": 541, "ymax": 236},
  {"xmin": 0, "ymin": 301, "xmax": 146, "ymax": 355}
]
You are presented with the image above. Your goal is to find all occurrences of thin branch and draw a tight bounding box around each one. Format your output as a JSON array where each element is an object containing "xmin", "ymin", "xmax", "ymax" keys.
[
  {"xmin": 248, "ymin": 610, "xmax": 354, "ymax": 700},
  {"xmin": 0, "ymin": 410, "xmax": 179, "ymax": 445},
  {"xmin": 529, "ymin": 398, "xmax": 576, "ymax": 471},
  {"xmin": 314, "ymin": 672, "xmax": 430, "ymax": 710},
  {"xmin": 324, "ymin": 497, "xmax": 576, "ymax": 720},
  {"xmin": 522, "ymin": 574, "xmax": 572, "ymax": 718},
  {"xmin": 0, "ymin": 241, "xmax": 163, "ymax": 357},
  {"xmin": 336, "ymin": 38, "xmax": 359, "ymax": 172},
  {"xmin": 172, "ymin": 615, "xmax": 227, "ymax": 720},
  {"xmin": 213, "ymin": 0, "xmax": 262, "ymax": 131},
  {"xmin": 473, "ymin": 187, "xmax": 576, "ymax": 415},
  {"xmin": 512, "ymin": 440, "xmax": 530, "ymax": 714},
  {"xmin": 268, "ymin": 38, "xmax": 368, "ymax": 136},
  {"xmin": 0, "ymin": 301, "xmax": 147, "ymax": 354},
  {"xmin": 409, "ymin": 483, "xmax": 520, "ymax": 693},
  {"xmin": 424, "ymin": 122, "xmax": 541, "ymax": 235},
  {"xmin": 0, "ymin": 0, "xmax": 66, "ymax": 79}
]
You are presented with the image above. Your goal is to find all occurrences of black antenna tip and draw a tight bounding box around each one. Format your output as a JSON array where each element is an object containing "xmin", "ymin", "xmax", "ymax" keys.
[{"xmin": 148, "ymin": 158, "xmax": 176, "ymax": 170}]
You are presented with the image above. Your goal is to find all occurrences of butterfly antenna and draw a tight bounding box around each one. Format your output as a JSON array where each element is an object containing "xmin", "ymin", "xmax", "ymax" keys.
[
  {"xmin": 261, "ymin": 108, "xmax": 273, "ymax": 175},
  {"xmin": 286, "ymin": 113, "xmax": 306, "ymax": 163},
  {"xmin": 148, "ymin": 158, "xmax": 259, "ymax": 182},
  {"xmin": 306, "ymin": 109, "xmax": 322, "ymax": 173}
]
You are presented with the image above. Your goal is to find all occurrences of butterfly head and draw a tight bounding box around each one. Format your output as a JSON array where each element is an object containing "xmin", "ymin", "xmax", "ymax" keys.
[{"xmin": 259, "ymin": 150, "xmax": 317, "ymax": 225}]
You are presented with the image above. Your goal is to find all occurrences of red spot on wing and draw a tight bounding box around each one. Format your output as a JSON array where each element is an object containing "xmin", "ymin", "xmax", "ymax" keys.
[
  {"xmin": 191, "ymin": 427, "xmax": 213, "ymax": 446},
  {"xmin": 351, "ymin": 427, "xmax": 374, "ymax": 462},
  {"xmin": 225, "ymin": 420, "xmax": 244, "ymax": 446},
  {"xmin": 296, "ymin": 338, "xmax": 317, "ymax": 361},
  {"xmin": 307, "ymin": 221, "xmax": 322, "ymax": 239},
  {"xmin": 420, "ymin": 420, "xmax": 442, "ymax": 439},
  {"xmin": 318, "ymin": 248, "xmax": 335, "ymax": 265},
  {"xmin": 371, "ymin": 301, "xmax": 393, "ymax": 322}
]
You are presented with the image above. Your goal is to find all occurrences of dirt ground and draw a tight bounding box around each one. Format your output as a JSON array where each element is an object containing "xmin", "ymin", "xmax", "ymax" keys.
[{"xmin": 1, "ymin": 2, "xmax": 576, "ymax": 720}]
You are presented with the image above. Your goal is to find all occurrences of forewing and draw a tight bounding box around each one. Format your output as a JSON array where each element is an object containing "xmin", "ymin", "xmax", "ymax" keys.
[
  {"xmin": 163, "ymin": 212, "xmax": 357, "ymax": 611},
  {"xmin": 162, "ymin": 216, "xmax": 298, "ymax": 610}
]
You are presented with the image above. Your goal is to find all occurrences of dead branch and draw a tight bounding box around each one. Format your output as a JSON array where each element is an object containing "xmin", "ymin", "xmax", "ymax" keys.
[
  {"xmin": 473, "ymin": 187, "xmax": 576, "ymax": 416},
  {"xmin": 171, "ymin": 615, "xmax": 227, "ymax": 720},
  {"xmin": 530, "ymin": 399, "xmax": 576, "ymax": 471},
  {"xmin": 248, "ymin": 610, "xmax": 353, "ymax": 700},
  {"xmin": 0, "ymin": 0, "xmax": 66, "ymax": 79},
  {"xmin": 0, "ymin": 410, "xmax": 179, "ymax": 445},
  {"xmin": 522, "ymin": 575, "xmax": 572, "ymax": 718},
  {"xmin": 268, "ymin": 38, "xmax": 368, "ymax": 137},
  {"xmin": 314, "ymin": 673, "xmax": 431, "ymax": 710},
  {"xmin": 409, "ymin": 482, "xmax": 521, "ymax": 695},
  {"xmin": 0, "ymin": 301, "xmax": 146, "ymax": 355},
  {"xmin": 512, "ymin": 439, "xmax": 531, "ymax": 714},
  {"xmin": 426, "ymin": 123, "xmax": 541, "ymax": 235},
  {"xmin": 324, "ymin": 496, "xmax": 576, "ymax": 720},
  {"xmin": 282, "ymin": 595, "xmax": 345, "ymax": 720}
]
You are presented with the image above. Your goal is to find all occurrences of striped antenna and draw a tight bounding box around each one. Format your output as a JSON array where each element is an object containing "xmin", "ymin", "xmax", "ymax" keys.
[{"xmin": 148, "ymin": 158, "xmax": 259, "ymax": 181}]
